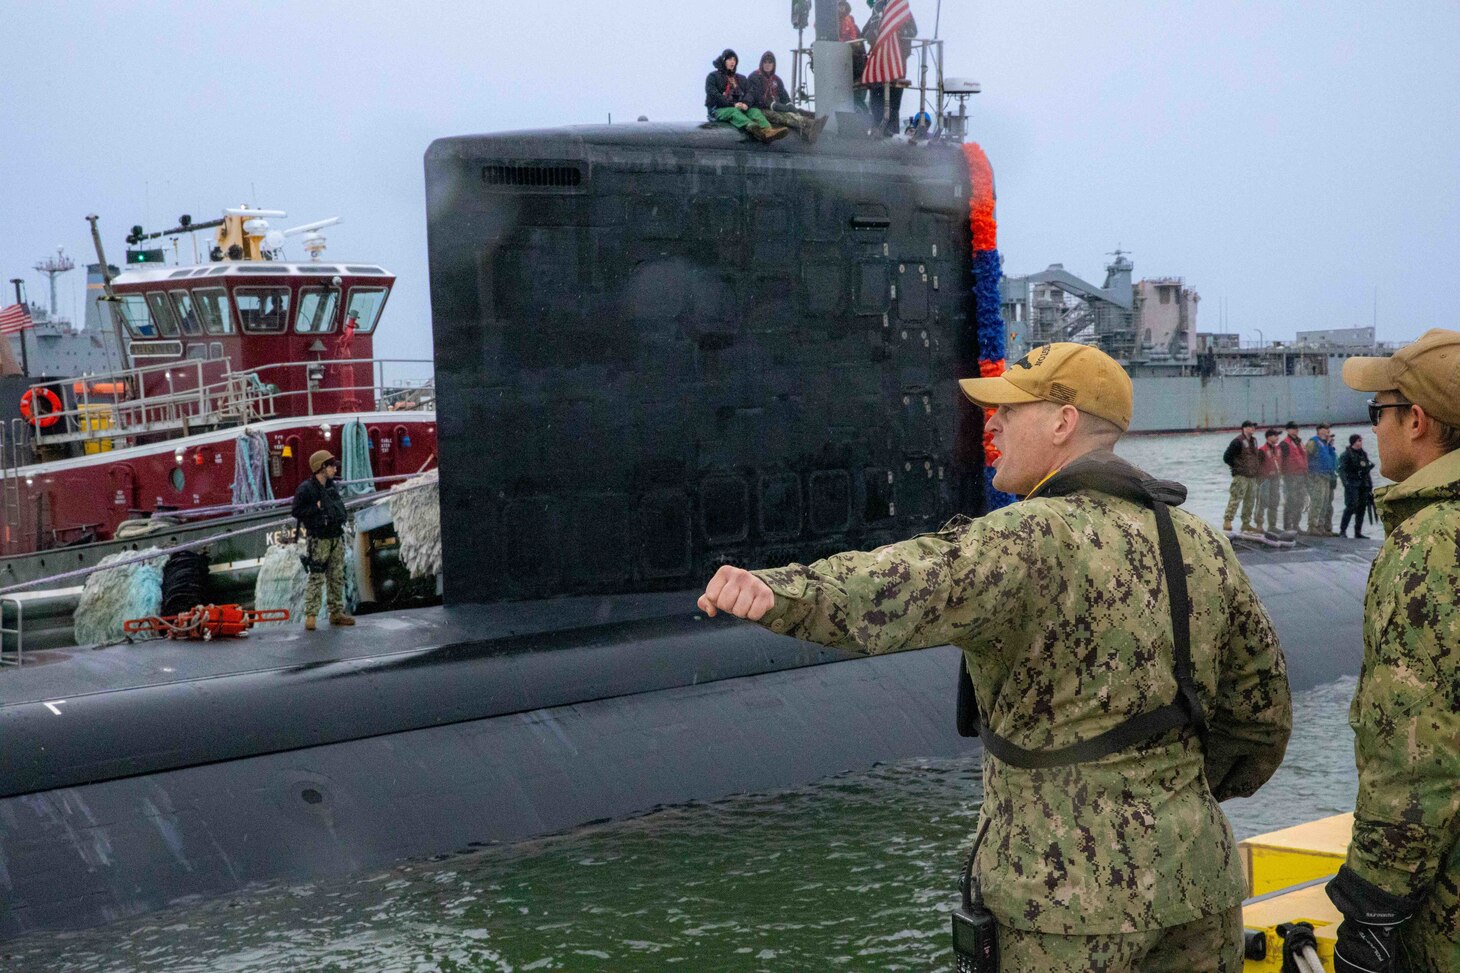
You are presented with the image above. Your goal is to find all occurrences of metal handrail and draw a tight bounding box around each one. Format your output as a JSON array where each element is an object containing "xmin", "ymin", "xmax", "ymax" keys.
[
  {"xmin": 1, "ymin": 596, "xmax": 24, "ymax": 666},
  {"xmin": 22, "ymin": 358, "xmax": 434, "ymax": 449}
]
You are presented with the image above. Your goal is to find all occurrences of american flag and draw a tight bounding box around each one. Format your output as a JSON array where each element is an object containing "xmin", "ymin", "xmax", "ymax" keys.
[
  {"xmin": 863, "ymin": 0, "xmax": 913, "ymax": 85},
  {"xmin": 0, "ymin": 303, "xmax": 34, "ymax": 336}
]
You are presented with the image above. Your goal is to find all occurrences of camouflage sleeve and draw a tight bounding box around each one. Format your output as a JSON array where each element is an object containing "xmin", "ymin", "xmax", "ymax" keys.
[
  {"xmin": 1203, "ymin": 549, "xmax": 1293, "ymax": 801},
  {"xmin": 753, "ymin": 512, "xmax": 1032, "ymax": 655},
  {"xmin": 1346, "ymin": 520, "xmax": 1460, "ymax": 899}
]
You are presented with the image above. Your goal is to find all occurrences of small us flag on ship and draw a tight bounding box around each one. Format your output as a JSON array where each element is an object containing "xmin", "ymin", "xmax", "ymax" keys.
[
  {"xmin": 0, "ymin": 303, "xmax": 34, "ymax": 335},
  {"xmin": 863, "ymin": 0, "xmax": 913, "ymax": 85}
]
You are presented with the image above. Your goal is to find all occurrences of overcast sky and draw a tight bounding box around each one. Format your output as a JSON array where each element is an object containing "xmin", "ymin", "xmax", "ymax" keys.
[{"xmin": 2, "ymin": 0, "xmax": 1456, "ymax": 368}]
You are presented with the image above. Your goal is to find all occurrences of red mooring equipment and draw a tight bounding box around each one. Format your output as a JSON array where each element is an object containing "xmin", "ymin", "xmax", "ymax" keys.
[{"xmin": 123, "ymin": 604, "xmax": 290, "ymax": 640}]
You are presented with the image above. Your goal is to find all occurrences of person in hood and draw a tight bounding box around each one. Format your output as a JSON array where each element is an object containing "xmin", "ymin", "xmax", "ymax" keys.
[
  {"xmin": 744, "ymin": 51, "xmax": 827, "ymax": 142},
  {"xmin": 1327, "ymin": 329, "xmax": 1460, "ymax": 972},
  {"xmin": 704, "ymin": 49, "xmax": 787, "ymax": 143},
  {"xmin": 698, "ymin": 342, "xmax": 1290, "ymax": 970}
]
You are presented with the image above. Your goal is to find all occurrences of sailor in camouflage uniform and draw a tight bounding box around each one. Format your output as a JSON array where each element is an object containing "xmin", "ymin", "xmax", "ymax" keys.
[
  {"xmin": 699, "ymin": 343, "xmax": 1292, "ymax": 971},
  {"xmin": 1326, "ymin": 329, "xmax": 1460, "ymax": 973}
]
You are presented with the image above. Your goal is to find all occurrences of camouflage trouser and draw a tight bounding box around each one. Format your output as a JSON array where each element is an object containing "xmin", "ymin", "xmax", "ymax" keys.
[
  {"xmin": 1306, "ymin": 474, "xmax": 1335, "ymax": 532},
  {"xmin": 1257, "ymin": 477, "xmax": 1281, "ymax": 531},
  {"xmin": 304, "ymin": 536, "xmax": 346, "ymax": 620},
  {"xmin": 1281, "ymin": 473, "xmax": 1308, "ymax": 531},
  {"xmin": 996, "ymin": 906, "xmax": 1242, "ymax": 972},
  {"xmin": 762, "ymin": 109, "xmax": 812, "ymax": 133},
  {"xmin": 1223, "ymin": 475, "xmax": 1257, "ymax": 528}
]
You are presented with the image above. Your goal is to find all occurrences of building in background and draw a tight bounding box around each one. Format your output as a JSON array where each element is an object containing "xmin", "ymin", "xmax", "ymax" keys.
[{"xmin": 1000, "ymin": 252, "xmax": 1396, "ymax": 432}]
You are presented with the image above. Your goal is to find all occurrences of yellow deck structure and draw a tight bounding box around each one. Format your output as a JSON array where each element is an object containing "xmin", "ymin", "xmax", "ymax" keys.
[{"xmin": 1240, "ymin": 813, "xmax": 1352, "ymax": 972}]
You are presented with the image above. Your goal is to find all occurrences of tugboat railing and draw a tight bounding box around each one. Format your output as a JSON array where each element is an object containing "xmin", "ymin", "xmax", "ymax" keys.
[{"xmin": 20, "ymin": 358, "xmax": 434, "ymax": 450}]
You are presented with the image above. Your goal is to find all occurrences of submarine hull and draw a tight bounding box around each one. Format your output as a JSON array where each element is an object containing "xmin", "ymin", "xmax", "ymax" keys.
[{"xmin": 0, "ymin": 541, "xmax": 1373, "ymax": 940}]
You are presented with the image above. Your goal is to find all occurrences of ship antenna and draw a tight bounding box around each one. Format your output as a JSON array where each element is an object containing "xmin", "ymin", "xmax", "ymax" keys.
[{"xmin": 33, "ymin": 247, "xmax": 76, "ymax": 318}]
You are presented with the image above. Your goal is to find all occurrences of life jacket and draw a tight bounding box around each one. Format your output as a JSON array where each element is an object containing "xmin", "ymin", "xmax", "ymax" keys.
[
  {"xmin": 1308, "ymin": 436, "xmax": 1338, "ymax": 474},
  {"xmin": 955, "ymin": 458, "xmax": 1208, "ymax": 768}
]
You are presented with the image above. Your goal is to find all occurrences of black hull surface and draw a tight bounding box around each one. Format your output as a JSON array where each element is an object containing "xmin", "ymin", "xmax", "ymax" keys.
[{"xmin": 0, "ymin": 539, "xmax": 1373, "ymax": 940}]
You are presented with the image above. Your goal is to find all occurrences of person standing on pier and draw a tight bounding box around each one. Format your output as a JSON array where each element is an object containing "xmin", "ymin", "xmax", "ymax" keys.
[
  {"xmin": 1221, "ymin": 419, "xmax": 1261, "ymax": 533},
  {"xmin": 1327, "ymin": 328, "xmax": 1460, "ymax": 972},
  {"xmin": 1257, "ymin": 427, "xmax": 1283, "ymax": 532},
  {"xmin": 1305, "ymin": 423, "xmax": 1338, "ymax": 535},
  {"xmin": 1337, "ymin": 434, "xmax": 1374, "ymax": 538},
  {"xmin": 699, "ymin": 343, "xmax": 1291, "ymax": 972},
  {"xmin": 1277, "ymin": 421, "xmax": 1309, "ymax": 531}
]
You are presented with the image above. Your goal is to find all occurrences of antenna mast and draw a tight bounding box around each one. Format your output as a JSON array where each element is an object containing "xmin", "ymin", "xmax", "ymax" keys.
[{"xmin": 33, "ymin": 247, "xmax": 76, "ymax": 318}]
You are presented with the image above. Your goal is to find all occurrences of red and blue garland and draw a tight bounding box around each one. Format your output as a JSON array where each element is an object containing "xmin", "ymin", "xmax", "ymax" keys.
[{"xmin": 961, "ymin": 143, "xmax": 1016, "ymax": 511}]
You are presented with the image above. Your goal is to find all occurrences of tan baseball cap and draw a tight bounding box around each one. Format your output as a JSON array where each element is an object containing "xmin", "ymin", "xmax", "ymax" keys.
[
  {"xmin": 1342, "ymin": 328, "xmax": 1460, "ymax": 428},
  {"xmin": 959, "ymin": 342, "xmax": 1134, "ymax": 431}
]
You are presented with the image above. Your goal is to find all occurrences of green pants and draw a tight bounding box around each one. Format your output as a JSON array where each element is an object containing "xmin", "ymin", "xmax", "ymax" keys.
[
  {"xmin": 1223, "ymin": 475, "xmax": 1257, "ymax": 528},
  {"xmin": 713, "ymin": 106, "xmax": 771, "ymax": 131},
  {"xmin": 996, "ymin": 906, "xmax": 1242, "ymax": 972},
  {"xmin": 1257, "ymin": 477, "xmax": 1281, "ymax": 531},
  {"xmin": 1281, "ymin": 473, "xmax": 1308, "ymax": 531},
  {"xmin": 1306, "ymin": 473, "xmax": 1334, "ymax": 532},
  {"xmin": 305, "ymin": 535, "xmax": 346, "ymax": 619}
]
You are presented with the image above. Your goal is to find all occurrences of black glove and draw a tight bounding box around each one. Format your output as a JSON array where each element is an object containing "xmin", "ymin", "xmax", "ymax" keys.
[
  {"xmin": 1276, "ymin": 922, "xmax": 1317, "ymax": 973},
  {"xmin": 1326, "ymin": 865, "xmax": 1419, "ymax": 973}
]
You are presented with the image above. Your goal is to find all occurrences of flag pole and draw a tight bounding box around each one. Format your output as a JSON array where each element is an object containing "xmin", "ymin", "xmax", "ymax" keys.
[{"xmin": 7, "ymin": 279, "xmax": 28, "ymax": 376}]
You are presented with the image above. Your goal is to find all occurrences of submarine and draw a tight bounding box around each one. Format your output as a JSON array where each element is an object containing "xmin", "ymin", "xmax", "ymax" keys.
[{"xmin": 0, "ymin": 1, "xmax": 1377, "ymax": 942}]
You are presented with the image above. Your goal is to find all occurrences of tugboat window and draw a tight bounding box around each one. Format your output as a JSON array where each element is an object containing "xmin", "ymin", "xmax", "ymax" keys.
[
  {"xmin": 296, "ymin": 288, "xmax": 340, "ymax": 334},
  {"xmin": 234, "ymin": 287, "xmax": 292, "ymax": 333},
  {"xmin": 191, "ymin": 287, "xmax": 234, "ymax": 335},
  {"xmin": 145, "ymin": 292, "xmax": 180, "ymax": 337},
  {"xmin": 169, "ymin": 290, "xmax": 202, "ymax": 336},
  {"xmin": 344, "ymin": 287, "xmax": 388, "ymax": 334},
  {"xmin": 114, "ymin": 293, "xmax": 156, "ymax": 338}
]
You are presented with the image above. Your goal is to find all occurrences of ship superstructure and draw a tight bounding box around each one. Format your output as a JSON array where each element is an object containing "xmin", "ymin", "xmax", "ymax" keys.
[
  {"xmin": 0, "ymin": 209, "xmax": 436, "ymax": 560},
  {"xmin": 1000, "ymin": 252, "xmax": 1388, "ymax": 430}
]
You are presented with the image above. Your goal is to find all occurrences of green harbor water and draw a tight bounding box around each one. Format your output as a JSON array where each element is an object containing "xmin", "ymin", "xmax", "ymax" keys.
[
  {"xmin": 3, "ymin": 427, "xmax": 1372, "ymax": 972},
  {"xmin": 2, "ymin": 681, "xmax": 1359, "ymax": 972}
]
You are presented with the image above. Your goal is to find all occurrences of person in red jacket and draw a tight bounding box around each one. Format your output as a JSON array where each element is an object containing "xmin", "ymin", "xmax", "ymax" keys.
[
  {"xmin": 1277, "ymin": 420, "xmax": 1310, "ymax": 530},
  {"xmin": 1256, "ymin": 427, "xmax": 1283, "ymax": 531},
  {"xmin": 838, "ymin": 0, "xmax": 868, "ymax": 110}
]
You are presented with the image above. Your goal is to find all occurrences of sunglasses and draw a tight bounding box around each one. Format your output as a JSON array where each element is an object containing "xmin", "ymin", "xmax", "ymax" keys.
[{"xmin": 1366, "ymin": 399, "xmax": 1412, "ymax": 426}]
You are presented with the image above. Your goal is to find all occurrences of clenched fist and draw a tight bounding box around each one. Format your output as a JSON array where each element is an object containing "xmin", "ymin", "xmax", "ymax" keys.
[{"xmin": 697, "ymin": 565, "xmax": 776, "ymax": 621}]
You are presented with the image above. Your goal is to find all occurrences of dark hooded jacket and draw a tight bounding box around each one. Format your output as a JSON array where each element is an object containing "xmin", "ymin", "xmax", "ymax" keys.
[
  {"xmin": 744, "ymin": 52, "xmax": 792, "ymax": 112},
  {"xmin": 704, "ymin": 50, "xmax": 749, "ymax": 119}
]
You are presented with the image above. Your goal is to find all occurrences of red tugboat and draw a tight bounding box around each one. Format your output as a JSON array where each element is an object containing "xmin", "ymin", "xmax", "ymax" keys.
[{"xmin": 0, "ymin": 207, "xmax": 437, "ymax": 647}]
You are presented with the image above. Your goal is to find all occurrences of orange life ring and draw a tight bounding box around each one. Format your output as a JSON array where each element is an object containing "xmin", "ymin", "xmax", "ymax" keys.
[{"xmin": 19, "ymin": 387, "xmax": 63, "ymax": 428}]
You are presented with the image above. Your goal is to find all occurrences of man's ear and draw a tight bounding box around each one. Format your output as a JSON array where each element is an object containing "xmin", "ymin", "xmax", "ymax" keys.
[{"xmin": 1050, "ymin": 404, "xmax": 1081, "ymax": 446}]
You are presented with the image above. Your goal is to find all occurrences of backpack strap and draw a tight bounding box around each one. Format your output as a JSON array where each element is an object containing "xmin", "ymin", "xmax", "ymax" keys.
[{"xmin": 956, "ymin": 478, "xmax": 1208, "ymax": 767}]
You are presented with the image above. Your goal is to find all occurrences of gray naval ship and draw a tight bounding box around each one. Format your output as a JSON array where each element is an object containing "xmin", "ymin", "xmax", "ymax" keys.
[
  {"xmin": 0, "ymin": 0, "xmax": 1377, "ymax": 941},
  {"xmin": 999, "ymin": 252, "xmax": 1386, "ymax": 432},
  {"xmin": 0, "ymin": 250, "xmax": 126, "ymax": 405}
]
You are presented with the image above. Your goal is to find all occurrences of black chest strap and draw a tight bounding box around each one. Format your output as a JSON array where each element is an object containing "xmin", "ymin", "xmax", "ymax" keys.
[{"xmin": 957, "ymin": 472, "xmax": 1208, "ymax": 769}]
